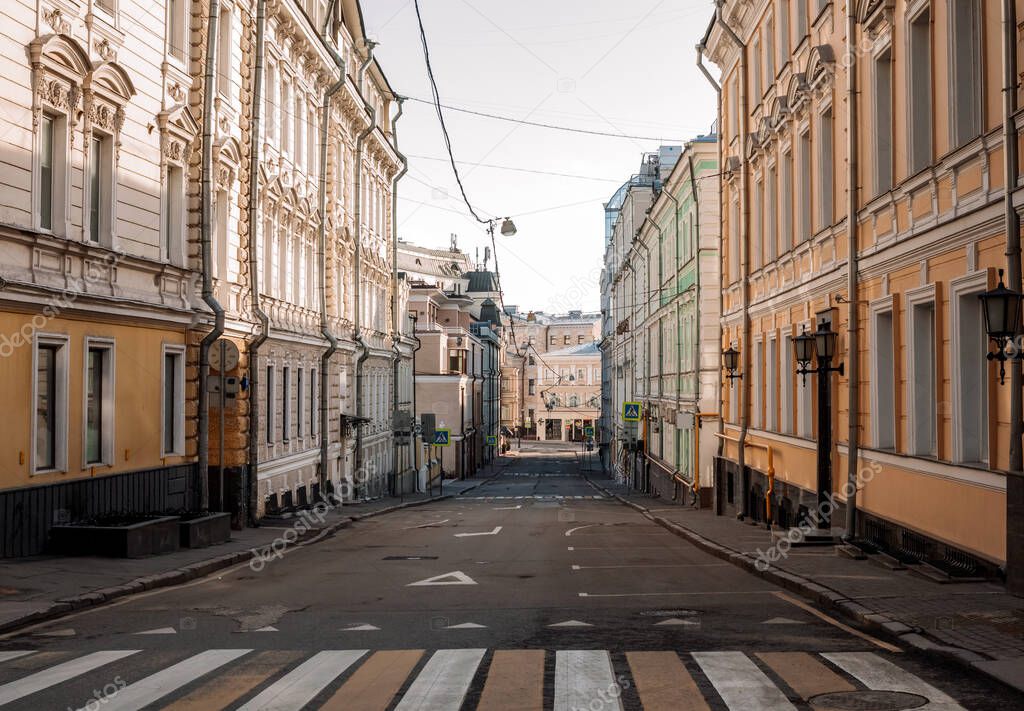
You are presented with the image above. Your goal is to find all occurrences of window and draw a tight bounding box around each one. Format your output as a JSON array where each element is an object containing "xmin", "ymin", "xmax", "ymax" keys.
[
  {"xmin": 798, "ymin": 131, "xmax": 811, "ymax": 242},
  {"xmin": 795, "ymin": 0, "xmax": 808, "ymax": 41},
  {"xmin": 550, "ymin": 336, "xmax": 557, "ymax": 346},
  {"xmin": 528, "ymin": 378, "xmax": 536, "ymax": 395},
  {"xmin": 564, "ymin": 335, "xmax": 570, "ymax": 345},
  {"xmin": 87, "ymin": 136, "xmax": 114, "ymax": 244},
  {"xmin": 265, "ymin": 62, "xmax": 278, "ymax": 143},
  {"xmin": 282, "ymin": 366, "xmax": 291, "ymax": 440},
  {"xmin": 266, "ymin": 365, "xmax": 275, "ymax": 444},
  {"xmin": 952, "ymin": 274, "xmax": 989, "ymax": 464},
  {"xmin": 950, "ymin": 0, "xmax": 982, "ymax": 148},
  {"xmin": 871, "ymin": 306, "xmax": 896, "ymax": 449},
  {"xmin": 168, "ymin": 0, "xmax": 187, "ymax": 62},
  {"xmin": 781, "ymin": 333, "xmax": 793, "ymax": 434},
  {"xmin": 766, "ymin": 164, "xmax": 777, "ymax": 258},
  {"xmin": 753, "ymin": 178, "xmax": 764, "ymax": 269},
  {"xmin": 310, "ymin": 367, "xmax": 318, "ymax": 438},
  {"xmin": 751, "ymin": 38, "xmax": 762, "ymax": 99},
  {"xmin": 765, "ymin": 15, "xmax": 775, "ymax": 82},
  {"xmin": 908, "ymin": 7, "xmax": 932, "ymax": 173},
  {"xmin": 281, "ymin": 77, "xmax": 292, "ymax": 156},
  {"xmin": 84, "ymin": 340, "xmax": 114, "ymax": 465},
  {"xmin": 448, "ymin": 350, "xmax": 466, "ymax": 374},
  {"xmin": 780, "ymin": 151, "xmax": 793, "ymax": 254},
  {"xmin": 294, "ymin": 92, "xmax": 305, "ymax": 169},
  {"xmin": 162, "ymin": 346, "xmax": 185, "ymax": 456},
  {"xmin": 578, "ymin": 335, "xmax": 585, "ymax": 344},
  {"xmin": 873, "ymin": 48, "xmax": 893, "ymax": 195},
  {"xmin": 729, "ymin": 198, "xmax": 740, "ymax": 282},
  {"xmin": 779, "ymin": 0, "xmax": 790, "ymax": 57},
  {"xmin": 164, "ymin": 164, "xmax": 184, "ymax": 263},
  {"xmin": 908, "ymin": 293, "xmax": 936, "ymax": 456},
  {"xmin": 297, "ymin": 368, "xmax": 304, "ymax": 438},
  {"xmin": 214, "ymin": 189, "xmax": 228, "ymax": 280},
  {"xmin": 39, "ymin": 114, "xmax": 67, "ymax": 233},
  {"xmin": 35, "ymin": 337, "xmax": 68, "ymax": 472},
  {"xmin": 217, "ymin": 5, "xmax": 232, "ymax": 98},
  {"xmin": 753, "ymin": 340, "xmax": 763, "ymax": 429},
  {"xmin": 767, "ymin": 337, "xmax": 778, "ymax": 431},
  {"xmin": 818, "ymin": 108, "xmax": 834, "ymax": 228}
]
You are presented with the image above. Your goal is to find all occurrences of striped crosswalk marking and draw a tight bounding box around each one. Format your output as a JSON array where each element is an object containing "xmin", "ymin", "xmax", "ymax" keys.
[
  {"xmin": 393, "ymin": 648, "xmax": 485, "ymax": 711},
  {"xmin": 235, "ymin": 650, "xmax": 366, "ymax": 711},
  {"xmin": 320, "ymin": 650, "xmax": 424, "ymax": 710},
  {"xmin": 692, "ymin": 651, "xmax": 796, "ymax": 710},
  {"xmin": 626, "ymin": 651, "xmax": 709, "ymax": 711},
  {"xmin": 822, "ymin": 652, "xmax": 967, "ymax": 711},
  {"xmin": 554, "ymin": 650, "xmax": 622, "ymax": 711},
  {"xmin": 477, "ymin": 649, "xmax": 545, "ymax": 711},
  {"xmin": 92, "ymin": 649, "xmax": 251, "ymax": 711},
  {"xmin": 0, "ymin": 650, "xmax": 139, "ymax": 706},
  {"xmin": 160, "ymin": 651, "xmax": 304, "ymax": 711},
  {"xmin": 0, "ymin": 651, "xmax": 34, "ymax": 664},
  {"xmin": 756, "ymin": 652, "xmax": 856, "ymax": 700}
]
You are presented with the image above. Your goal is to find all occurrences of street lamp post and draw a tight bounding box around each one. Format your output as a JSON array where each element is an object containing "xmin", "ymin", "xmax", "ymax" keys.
[
  {"xmin": 794, "ymin": 322, "xmax": 844, "ymax": 533},
  {"xmin": 980, "ymin": 269, "xmax": 1024, "ymax": 385}
]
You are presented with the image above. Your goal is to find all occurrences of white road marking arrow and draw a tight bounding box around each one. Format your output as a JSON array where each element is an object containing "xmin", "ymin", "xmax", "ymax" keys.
[
  {"xmin": 761, "ymin": 617, "xmax": 806, "ymax": 625},
  {"xmin": 443, "ymin": 622, "xmax": 487, "ymax": 629},
  {"xmin": 548, "ymin": 620, "xmax": 593, "ymax": 628},
  {"xmin": 654, "ymin": 618, "xmax": 699, "ymax": 627},
  {"xmin": 250, "ymin": 625, "xmax": 278, "ymax": 632},
  {"xmin": 135, "ymin": 627, "xmax": 176, "ymax": 635},
  {"xmin": 34, "ymin": 629, "xmax": 75, "ymax": 637},
  {"xmin": 493, "ymin": 505, "xmax": 522, "ymax": 510},
  {"xmin": 407, "ymin": 570, "xmax": 478, "ymax": 587},
  {"xmin": 454, "ymin": 526, "xmax": 503, "ymax": 538},
  {"xmin": 341, "ymin": 624, "xmax": 381, "ymax": 631}
]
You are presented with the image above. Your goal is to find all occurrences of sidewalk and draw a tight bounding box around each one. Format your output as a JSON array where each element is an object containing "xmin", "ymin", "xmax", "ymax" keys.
[
  {"xmin": 0, "ymin": 470, "xmax": 500, "ymax": 635},
  {"xmin": 586, "ymin": 473, "xmax": 1024, "ymax": 693}
]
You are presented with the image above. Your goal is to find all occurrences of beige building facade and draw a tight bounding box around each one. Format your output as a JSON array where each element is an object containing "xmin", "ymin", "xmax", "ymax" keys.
[{"xmin": 703, "ymin": 0, "xmax": 1024, "ymax": 582}]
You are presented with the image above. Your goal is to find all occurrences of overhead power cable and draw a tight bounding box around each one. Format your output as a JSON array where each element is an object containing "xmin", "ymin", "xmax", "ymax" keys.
[
  {"xmin": 405, "ymin": 96, "xmax": 689, "ymax": 142},
  {"xmin": 407, "ymin": 154, "xmax": 622, "ymax": 183},
  {"xmin": 412, "ymin": 0, "xmax": 488, "ymax": 225}
]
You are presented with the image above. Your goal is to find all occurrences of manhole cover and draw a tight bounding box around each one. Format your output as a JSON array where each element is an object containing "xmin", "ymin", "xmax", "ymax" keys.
[{"xmin": 808, "ymin": 691, "xmax": 928, "ymax": 710}]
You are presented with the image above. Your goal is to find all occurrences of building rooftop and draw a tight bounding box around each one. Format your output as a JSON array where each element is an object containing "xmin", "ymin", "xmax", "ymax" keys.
[{"xmin": 545, "ymin": 341, "xmax": 601, "ymax": 357}]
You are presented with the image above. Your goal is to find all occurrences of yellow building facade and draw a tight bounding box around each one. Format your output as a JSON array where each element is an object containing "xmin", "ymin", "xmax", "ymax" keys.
[{"xmin": 704, "ymin": 0, "xmax": 1024, "ymax": 581}]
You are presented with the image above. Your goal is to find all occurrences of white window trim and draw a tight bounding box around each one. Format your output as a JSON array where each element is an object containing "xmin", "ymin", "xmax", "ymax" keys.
[
  {"xmin": 166, "ymin": 0, "xmax": 189, "ymax": 67},
  {"xmin": 766, "ymin": 333, "xmax": 778, "ymax": 432},
  {"xmin": 82, "ymin": 336, "xmax": 116, "ymax": 467},
  {"xmin": 947, "ymin": 0, "xmax": 982, "ymax": 149},
  {"xmin": 869, "ymin": 296, "xmax": 897, "ymax": 450},
  {"xmin": 797, "ymin": 320, "xmax": 814, "ymax": 438},
  {"xmin": 752, "ymin": 336, "xmax": 763, "ymax": 430},
  {"xmin": 781, "ymin": 331, "xmax": 794, "ymax": 435},
  {"xmin": 905, "ymin": 2, "xmax": 933, "ymax": 175},
  {"xmin": 950, "ymin": 269, "xmax": 990, "ymax": 464},
  {"xmin": 35, "ymin": 111, "xmax": 69, "ymax": 236},
  {"xmin": 905, "ymin": 283, "xmax": 937, "ymax": 457},
  {"xmin": 161, "ymin": 344, "xmax": 187, "ymax": 457},
  {"xmin": 32, "ymin": 333, "xmax": 70, "ymax": 474},
  {"xmin": 872, "ymin": 41, "xmax": 894, "ymax": 196},
  {"xmin": 85, "ymin": 129, "xmax": 117, "ymax": 249}
]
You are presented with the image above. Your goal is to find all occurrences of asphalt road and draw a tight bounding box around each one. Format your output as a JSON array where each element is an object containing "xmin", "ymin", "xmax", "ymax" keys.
[{"xmin": 0, "ymin": 442, "xmax": 1020, "ymax": 709}]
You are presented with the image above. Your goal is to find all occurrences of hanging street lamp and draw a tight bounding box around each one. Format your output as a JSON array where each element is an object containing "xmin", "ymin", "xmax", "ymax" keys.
[{"xmin": 980, "ymin": 268, "xmax": 1024, "ymax": 385}]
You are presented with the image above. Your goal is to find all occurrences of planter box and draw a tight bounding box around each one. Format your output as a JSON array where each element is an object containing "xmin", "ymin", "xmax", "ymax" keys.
[
  {"xmin": 50, "ymin": 516, "xmax": 181, "ymax": 558},
  {"xmin": 178, "ymin": 512, "xmax": 231, "ymax": 548}
]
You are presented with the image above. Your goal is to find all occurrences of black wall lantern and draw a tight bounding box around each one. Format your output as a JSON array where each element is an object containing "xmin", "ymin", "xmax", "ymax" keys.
[
  {"xmin": 980, "ymin": 268, "xmax": 1023, "ymax": 384},
  {"xmin": 723, "ymin": 346, "xmax": 742, "ymax": 380}
]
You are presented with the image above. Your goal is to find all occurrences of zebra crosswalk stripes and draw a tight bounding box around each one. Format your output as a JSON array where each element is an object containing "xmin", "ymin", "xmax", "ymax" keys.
[
  {"xmin": 0, "ymin": 650, "xmax": 139, "ymax": 706},
  {"xmin": 0, "ymin": 647, "xmax": 968, "ymax": 710}
]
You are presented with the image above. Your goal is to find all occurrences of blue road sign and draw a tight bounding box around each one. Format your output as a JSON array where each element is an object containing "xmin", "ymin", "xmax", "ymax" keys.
[
  {"xmin": 486, "ymin": 434, "xmax": 498, "ymax": 446},
  {"xmin": 622, "ymin": 402, "xmax": 642, "ymax": 422},
  {"xmin": 433, "ymin": 429, "xmax": 451, "ymax": 446}
]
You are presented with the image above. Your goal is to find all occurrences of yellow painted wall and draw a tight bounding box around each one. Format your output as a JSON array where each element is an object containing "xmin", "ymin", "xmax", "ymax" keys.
[{"xmin": 0, "ymin": 311, "xmax": 191, "ymax": 491}]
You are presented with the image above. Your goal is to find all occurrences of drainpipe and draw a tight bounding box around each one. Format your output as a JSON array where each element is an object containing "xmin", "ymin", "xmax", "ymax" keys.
[
  {"xmin": 353, "ymin": 43, "xmax": 377, "ymax": 496},
  {"xmin": 198, "ymin": 0, "xmax": 226, "ymax": 512},
  {"xmin": 316, "ymin": 26, "xmax": 350, "ymax": 501},
  {"xmin": 716, "ymin": 0, "xmax": 751, "ymax": 519},
  {"xmin": 389, "ymin": 98, "xmax": 408, "ymax": 495},
  {"xmin": 411, "ymin": 322, "xmax": 422, "ymax": 489},
  {"xmin": 843, "ymin": 4, "xmax": 863, "ymax": 540},
  {"xmin": 245, "ymin": 0, "xmax": 270, "ymax": 525},
  {"xmin": 637, "ymin": 236, "xmax": 652, "ymax": 493},
  {"xmin": 697, "ymin": 23, "xmax": 723, "ymax": 475}
]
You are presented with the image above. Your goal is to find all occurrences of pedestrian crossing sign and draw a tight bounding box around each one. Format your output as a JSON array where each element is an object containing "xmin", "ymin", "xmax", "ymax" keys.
[
  {"xmin": 622, "ymin": 402, "xmax": 642, "ymax": 421},
  {"xmin": 486, "ymin": 434, "xmax": 498, "ymax": 446},
  {"xmin": 433, "ymin": 429, "xmax": 451, "ymax": 446}
]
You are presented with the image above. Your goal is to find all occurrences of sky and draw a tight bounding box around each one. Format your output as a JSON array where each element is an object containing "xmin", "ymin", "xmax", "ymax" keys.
[{"xmin": 361, "ymin": 0, "xmax": 720, "ymax": 314}]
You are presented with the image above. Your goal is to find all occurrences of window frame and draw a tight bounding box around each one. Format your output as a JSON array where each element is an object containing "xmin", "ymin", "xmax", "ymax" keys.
[
  {"xmin": 907, "ymin": 3, "xmax": 933, "ymax": 174},
  {"xmin": 32, "ymin": 333, "xmax": 70, "ymax": 474},
  {"xmin": 161, "ymin": 343, "xmax": 187, "ymax": 457},
  {"xmin": 906, "ymin": 284, "xmax": 937, "ymax": 457},
  {"xmin": 951, "ymin": 270, "xmax": 990, "ymax": 465},
  {"xmin": 869, "ymin": 297, "xmax": 897, "ymax": 450},
  {"xmin": 83, "ymin": 337, "xmax": 115, "ymax": 467}
]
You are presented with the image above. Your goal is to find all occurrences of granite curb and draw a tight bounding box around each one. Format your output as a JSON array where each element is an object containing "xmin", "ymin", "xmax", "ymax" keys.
[{"xmin": 584, "ymin": 476, "xmax": 1022, "ymax": 694}]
